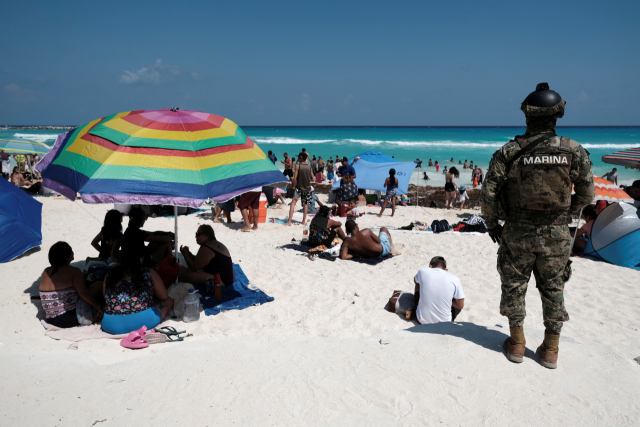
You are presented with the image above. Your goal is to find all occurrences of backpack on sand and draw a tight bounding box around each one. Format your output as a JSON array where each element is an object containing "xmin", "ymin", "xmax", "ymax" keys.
[{"xmin": 430, "ymin": 219, "xmax": 450, "ymax": 234}]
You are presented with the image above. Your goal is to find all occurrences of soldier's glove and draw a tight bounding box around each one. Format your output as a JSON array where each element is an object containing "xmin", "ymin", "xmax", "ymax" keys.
[{"xmin": 488, "ymin": 224, "xmax": 503, "ymax": 245}]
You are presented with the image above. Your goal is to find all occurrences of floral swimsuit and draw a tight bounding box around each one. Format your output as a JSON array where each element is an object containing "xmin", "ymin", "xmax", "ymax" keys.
[{"xmin": 104, "ymin": 269, "xmax": 155, "ymax": 315}]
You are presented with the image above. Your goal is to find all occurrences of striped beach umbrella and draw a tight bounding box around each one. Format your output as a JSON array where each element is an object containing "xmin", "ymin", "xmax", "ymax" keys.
[
  {"xmin": 36, "ymin": 108, "xmax": 286, "ymax": 207},
  {"xmin": 0, "ymin": 138, "xmax": 51, "ymax": 156},
  {"xmin": 592, "ymin": 177, "xmax": 634, "ymax": 203},
  {"xmin": 602, "ymin": 148, "xmax": 640, "ymax": 169}
]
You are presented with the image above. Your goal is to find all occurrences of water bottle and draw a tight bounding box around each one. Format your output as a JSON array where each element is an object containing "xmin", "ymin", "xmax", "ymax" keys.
[
  {"xmin": 302, "ymin": 224, "xmax": 310, "ymax": 241},
  {"xmin": 183, "ymin": 289, "xmax": 200, "ymax": 322}
]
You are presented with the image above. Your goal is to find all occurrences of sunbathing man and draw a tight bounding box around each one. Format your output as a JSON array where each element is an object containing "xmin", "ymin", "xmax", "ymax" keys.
[{"xmin": 340, "ymin": 220, "xmax": 397, "ymax": 260}]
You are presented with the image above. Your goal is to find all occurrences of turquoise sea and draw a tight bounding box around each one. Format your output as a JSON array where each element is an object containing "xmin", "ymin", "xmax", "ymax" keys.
[{"xmin": 2, "ymin": 127, "xmax": 639, "ymax": 186}]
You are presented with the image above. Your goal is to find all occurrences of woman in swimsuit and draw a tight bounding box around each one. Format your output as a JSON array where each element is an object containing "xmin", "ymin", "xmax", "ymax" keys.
[
  {"xmin": 39, "ymin": 242, "xmax": 104, "ymax": 328},
  {"xmin": 377, "ymin": 168, "xmax": 399, "ymax": 217},
  {"xmin": 180, "ymin": 225, "xmax": 235, "ymax": 287},
  {"xmin": 444, "ymin": 167, "xmax": 460, "ymax": 209},
  {"xmin": 102, "ymin": 245, "xmax": 173, "ymax": 334}
]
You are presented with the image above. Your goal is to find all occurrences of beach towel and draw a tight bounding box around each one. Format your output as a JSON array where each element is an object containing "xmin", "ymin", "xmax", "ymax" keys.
[
  {"xmin": 41, "ymin": 319, "xmax": 174, "ymax": 342},
  {"xmin": 199, "ymin": 264, "xmax": 274, "ymax": 316}
]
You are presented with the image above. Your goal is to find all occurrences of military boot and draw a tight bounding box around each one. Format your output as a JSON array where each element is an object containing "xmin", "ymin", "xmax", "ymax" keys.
[
  {"xmin": 503, "ymin": 326, "xmax": 526, "ymax": 363},
  {"xmin": 538, "ymin": 332, "xmax": 560, "ymax": 369}
]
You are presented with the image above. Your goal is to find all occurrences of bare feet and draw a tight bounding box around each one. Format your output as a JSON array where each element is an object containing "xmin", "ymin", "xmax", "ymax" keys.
[
  {"xmin": 213, "ymin": 218, "xmax": 220, "ymax": 223},
  {"xmin": 376, "ymin": 214, "xmax": 382, "ymax": 217},
  {"xmin": 251, "ymin": 225, "xmax": 258, "ymax": 230},
  {"xmin": 284, "ymin": 222, "xmax": 292, "ymax": 226},
  {"xmin": 241, "ymin": 226, "xmax": 252, "ymax": 232}
]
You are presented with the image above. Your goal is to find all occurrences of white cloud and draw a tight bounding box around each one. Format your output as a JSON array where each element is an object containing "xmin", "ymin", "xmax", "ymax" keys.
[
  {"xmin": 4, "ymin": 82, "xmax": 22, "ymax": 96},
  {"xmin": 119, "ymin": 59, "xmax": 197, "ymax": 85},
  {"xmin": 577, "ymin": 91, "xmax": 590, "ymax": 103},
  {"xmin": 341, "ymin": 94, "xmax": 353, "ymax": 109},
  {"xmin": 3, "ymin": 82, "xmax": 42, "ymax": 103},
  {"xmin": 300, "ymin": 93, "xmax": 310, "ymax": 111}
]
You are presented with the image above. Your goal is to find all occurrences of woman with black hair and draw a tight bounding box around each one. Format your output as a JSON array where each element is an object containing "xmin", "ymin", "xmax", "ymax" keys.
[
  {"xmin": 377, "ymin": 168, "xmax": 399, "ymax": 217},
  {"xmin": 39, "ymin": 242, "xmax": 104, "ymax": 328},
  {"xmin": 101, "ymin": 247, "xmax": 173, "ymax": 335},
  {"xmin": 91, "ymin": 209, "xmax": 123, "ymax": 261},
  {"xmin": 445, "ymin": 166, "xmax": 460, "ymax": 209},
  {"xmin": 309, "ymin": 205, "xmax": 346, "ymax": 247}
]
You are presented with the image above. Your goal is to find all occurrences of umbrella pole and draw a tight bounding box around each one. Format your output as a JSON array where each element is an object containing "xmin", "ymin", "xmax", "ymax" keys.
[
  {"xmin": 570, "ymin": 207, "xmax": 583, "ymax": 255},
  {"xmin": 174, "ymin": 205, "xmax": 179, "ymax": 284}
]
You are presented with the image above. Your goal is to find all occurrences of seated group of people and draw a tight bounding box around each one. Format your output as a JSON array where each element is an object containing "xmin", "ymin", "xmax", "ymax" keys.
[
  {"xmin": 307, "ymin": 206, "xmax": 394, "ymax": 260},
  {"xmin": 39, "ymin": 207, "xmax": 235, "ymax": 334},
  {"xmin": 9, "ymin": 166, "xmax": 42, "ymax": 194}
]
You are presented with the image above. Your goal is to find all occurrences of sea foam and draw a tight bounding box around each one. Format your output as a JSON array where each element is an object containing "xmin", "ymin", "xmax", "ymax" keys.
[
  {"xmin": 13, "ymin": 133, "xmax": 60, "ymax": 143},
  {"xmin": 253, "ymin": 137, "xmax": 337, "ymax": 145}
]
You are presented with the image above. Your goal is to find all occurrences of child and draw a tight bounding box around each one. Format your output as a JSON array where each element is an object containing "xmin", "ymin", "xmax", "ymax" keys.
[
  {"xmin": 458, "ymin": 185, "xmax": 469, "ymax": 210},
  {"xmin": 346, "ymin": 198, "xmax": 362, "ymax": 219},
  {"xmin": 442, "ymin": 165, "xmax": 448, "ymax": 175}
]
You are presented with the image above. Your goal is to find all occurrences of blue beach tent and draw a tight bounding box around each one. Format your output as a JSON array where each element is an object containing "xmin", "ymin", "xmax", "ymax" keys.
[
  {"xmin": 332, "ymin": 160, "xmax": 417, "ymax": 195},
  {"xmin": 583, "ymin": 201, "xmax": 640, "ymax": 270},
  {"xmin": 348, "ymin": 151, "xmax": 398, "ymax": 164},
  {"xmin": 0, "ymin": 178, "xmax": 42, "ymax": 263}
]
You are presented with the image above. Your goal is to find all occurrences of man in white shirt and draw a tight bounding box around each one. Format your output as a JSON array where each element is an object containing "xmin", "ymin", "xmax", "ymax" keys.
[
  {"xmin": 602, "ymin": 168, "xmax": 618, "ymax": 185},
  {"xmin": 413, "ymin": 256, "xmax": 465, "ymax": 324}
]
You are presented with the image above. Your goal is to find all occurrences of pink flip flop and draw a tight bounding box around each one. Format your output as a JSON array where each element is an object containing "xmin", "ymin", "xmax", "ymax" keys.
[{"xmin": 120, "ymin": 326, "xmax": 149, "ymax": 349}]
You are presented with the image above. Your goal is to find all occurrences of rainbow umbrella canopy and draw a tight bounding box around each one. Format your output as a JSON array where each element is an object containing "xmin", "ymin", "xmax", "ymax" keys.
[
  {"xmin": 0, "ymin": 138, "xmax": 51, "ymax": 156},
  {"xmin": 36, "ymin": 108, "xmax": 286, "ymax": 207}
]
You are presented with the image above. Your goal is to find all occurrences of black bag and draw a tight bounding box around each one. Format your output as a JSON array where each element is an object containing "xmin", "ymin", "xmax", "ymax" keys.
[
  {"xmin": 430, "ymin": 219, "xmax": 450, "ymax": 234},
  {"xmin": 286, "ymin": 188, "xmax": 295, "ymax": 198},
  {"xmin": 429, "ymin": 201, "xmax": 437, "ymax": 208}
]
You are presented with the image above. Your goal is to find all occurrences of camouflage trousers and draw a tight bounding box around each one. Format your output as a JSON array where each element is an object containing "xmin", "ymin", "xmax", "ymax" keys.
[{"xmin": 497, "ymin": 222, "xmax": 571, "ymax": 334}]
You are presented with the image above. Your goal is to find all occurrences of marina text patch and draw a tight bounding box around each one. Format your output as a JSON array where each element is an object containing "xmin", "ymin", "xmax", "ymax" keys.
[{"xmin": 522, "ymin": 155, "xmax": 569, "ymax": 165}]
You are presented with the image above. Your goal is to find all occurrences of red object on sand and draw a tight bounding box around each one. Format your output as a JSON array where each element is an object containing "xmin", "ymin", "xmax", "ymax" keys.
[
  {"xmin": 248, "ymin": 193, "xmax": 268, "ymax": 223},
  {"xmin": 337, "ymin": 201, "xmax": 349, "ymax": 217},
  {"xmin": 156, "ymin": 254, "xmax": 181, "ymax": 288}
]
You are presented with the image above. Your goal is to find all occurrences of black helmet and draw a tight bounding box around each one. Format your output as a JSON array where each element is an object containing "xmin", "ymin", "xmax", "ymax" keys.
[{"xmin": 521, "ymin": 83, "xmax": 566, "ymax": 118}]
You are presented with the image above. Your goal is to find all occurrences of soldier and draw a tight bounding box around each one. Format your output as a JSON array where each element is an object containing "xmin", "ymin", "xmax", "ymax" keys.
[{"xmin": 480, "ymin": 83, "xmax": 595, "ymax": 369}]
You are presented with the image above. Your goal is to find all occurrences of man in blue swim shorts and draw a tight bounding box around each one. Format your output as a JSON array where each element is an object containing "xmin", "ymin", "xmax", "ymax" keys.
[{"xmin": 340, "ymin": 220, "xmax": 397, "ymax": 260}]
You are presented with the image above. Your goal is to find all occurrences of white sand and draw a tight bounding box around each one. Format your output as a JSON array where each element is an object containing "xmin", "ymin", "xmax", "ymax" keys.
[{"xmin": 1, "ymin": 196, "xmax": 639, "ymax": 426}]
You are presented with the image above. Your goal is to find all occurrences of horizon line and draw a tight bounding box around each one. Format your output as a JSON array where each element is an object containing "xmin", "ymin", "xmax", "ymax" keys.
[{"xmin": 2, "ymin": 125, "xmax": 640, "ymax": 129}]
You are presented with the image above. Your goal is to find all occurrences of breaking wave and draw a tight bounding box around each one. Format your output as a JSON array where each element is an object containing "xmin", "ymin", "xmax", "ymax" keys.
[
  {"xmin": 13, "ymin": 133, "xmax": 60, "ymax": 143},
  {"xmin": 253, "ymin": 137, "xmax": 639, "ymax": 151},
  {"xmin": 252, "ymin": 137, "xmax": 337, "ymax": 144}
]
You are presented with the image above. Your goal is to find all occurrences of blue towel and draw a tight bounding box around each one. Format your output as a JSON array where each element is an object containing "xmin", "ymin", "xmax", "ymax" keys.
[{"xmin": 199, "ymin": 264, "xmax": 274, "ymax": 316}]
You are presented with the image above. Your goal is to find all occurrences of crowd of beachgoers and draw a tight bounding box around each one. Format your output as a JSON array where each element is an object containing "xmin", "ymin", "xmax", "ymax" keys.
[{"xmin": 4, "ymin": 147, "xmax": 640, "ymax": 348}]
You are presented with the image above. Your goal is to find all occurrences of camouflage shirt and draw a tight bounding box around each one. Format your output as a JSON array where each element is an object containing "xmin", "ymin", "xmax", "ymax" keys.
[{"xmin": 480, "ymin": 133, "xmax": 595, "ymax": 229}]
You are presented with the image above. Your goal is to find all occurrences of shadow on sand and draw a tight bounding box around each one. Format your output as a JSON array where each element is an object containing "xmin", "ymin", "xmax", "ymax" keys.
[{"xmin": 406, "ymin": 321, "xmax": 538, "ymax": 361}]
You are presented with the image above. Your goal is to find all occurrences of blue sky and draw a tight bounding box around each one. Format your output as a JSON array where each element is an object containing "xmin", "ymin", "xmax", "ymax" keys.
[{"xmin": 1, "ymin": 0, "xmax": 638, "ymax": 126}]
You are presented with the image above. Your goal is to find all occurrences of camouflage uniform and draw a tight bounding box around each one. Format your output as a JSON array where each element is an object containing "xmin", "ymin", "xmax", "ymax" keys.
[{"xmin": 480, "ymin": 133, "xmax": 595, "ymax": 334}]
